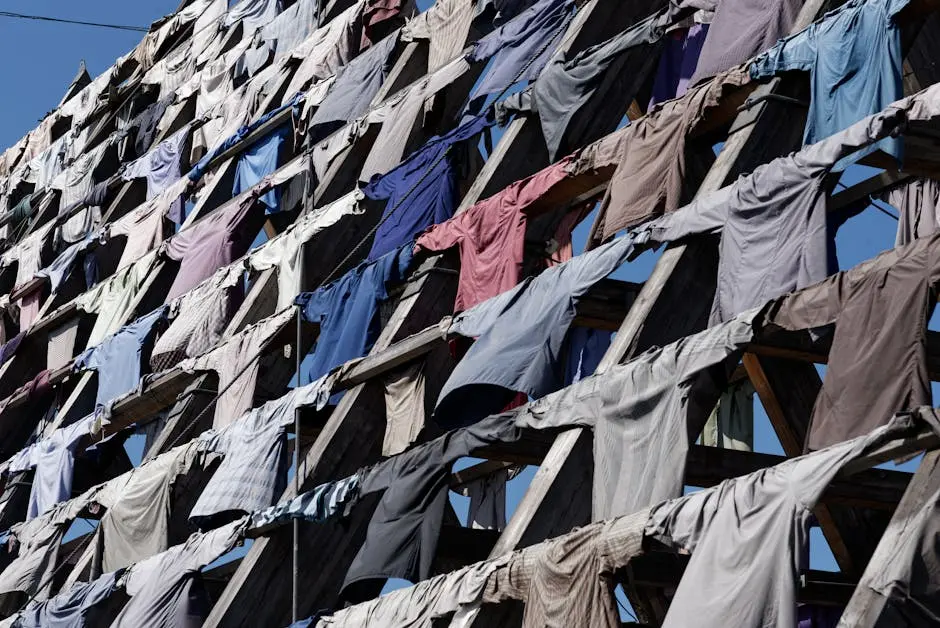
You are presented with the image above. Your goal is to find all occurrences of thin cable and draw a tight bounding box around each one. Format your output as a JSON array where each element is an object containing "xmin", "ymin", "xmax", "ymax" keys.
[{"xmin": 0, "ymin": 11, "xmax": 148, "ymax": 33}]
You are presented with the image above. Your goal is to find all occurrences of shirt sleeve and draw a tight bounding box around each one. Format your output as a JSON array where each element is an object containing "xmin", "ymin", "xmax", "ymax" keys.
[{"xmin": 749, "ymin": 28, "xmax": 818, "ymax": 79}]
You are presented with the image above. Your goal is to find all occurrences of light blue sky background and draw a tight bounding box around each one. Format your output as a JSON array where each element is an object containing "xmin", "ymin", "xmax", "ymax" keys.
[{"xmin": 1, "ymin": 0, "xmax": 922, "ymax": 619}]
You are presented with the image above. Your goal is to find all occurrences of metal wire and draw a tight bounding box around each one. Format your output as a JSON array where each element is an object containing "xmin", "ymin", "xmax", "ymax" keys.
[{"xmin": 0, "ymin": 11, "xmax": 148, "ymax": 33}]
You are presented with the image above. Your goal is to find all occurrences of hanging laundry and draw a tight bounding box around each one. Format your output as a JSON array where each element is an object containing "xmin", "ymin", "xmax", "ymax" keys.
[
  {"xmin": 295, "ymin": 242, "xmax": 414, "ymax": 385},
  {"xmin": 382, "ymin": 362, "xmax": 428, "ymax": 456},
  {"xmin": 308, "ymin": 33, "xmax": 399, "ymax": 139},
  {"xmin": 362, "ymin": 114, "xmax": 493, "ymax": 261},
  {"xmin": 522, "ymin": 10, "xmax": 671, "ymax": 159},
  {"xmin": 702, "ymin": 380, "xmax": 755, "ymax": 451},
  {"xmin": 8, "ymin": 415, "xmax": 94, "ymax": 521},
  {"xmin": 648, "ymin": 23, "xmax": 709, "ymax": 108},
  {"xmin": 592, "ymin": 66, "xmax": 750, "ymax": 241},
  {"xmin": 358, "ymin": 56, "xmax": 470, "ymax": 182},
  {"xmin": 415, "ymin": 155, "xmax": 573, "ymax": 312},
  {"xmin": 882, "ymin": 177, "xmax": 940, "ymax": 246},
  {"xmin": 516, "ymin": 310, "xmax": 757, "ymax": 520},
  {"xmin": 76, "ymin": 252, "xmax": 157, "ymax": 347},
  {"xmin": 401, "ymin": 0, "xmax": 475, "ymax": 73},
  {"xmin": 109, "ymin": 519, "xmax": 245, "ymax": 628},
  {"xmin": 0, "ymin": 332, "xmax": 25, "ymax": 367},
  {"xmin": 73, "ymin": 307, "xmax": 168, "ymax": 414},
  {"xmin": 467, "ymin": 0, "xmax": 574, "ymax": 102},
  {"xmin": 0, "ymin": 495, "xmax": 92, "ymax": 606},
  {"xmin": 259, "ymin": 0, "xmax": 319, "ymax": 60},
  {"xmin": 764, "ymin": 231, "xmax": 940, "ymax": 450},
  {"xmin": 222, "ymin": 0, "xmax": 283, "ymax": 33},
  {"xmin": 14, "ymin": 568, "xmax": 123, "ymax": 628},
  {"xmin": 562, "ymin": 326, "xmax": 611, "ymax": 385},
  {"xmin": 690, "ymin": 0, "xmax": 800, "ymax": 85},
  {"xmin": 248, "ymin": 191, "xmax": 362, "ymax": 310},
  {"xmin": 483, "ymin": 509, "xmax": 651, "ymax": 628},
  {"xmin": 108, "ymin": 178, "xmax": 187, "ymax": 270},
  {"xmin": 343, "ymin": 413, "xmax": 521, "ymax": 594},
  {"xmin": 645, "ymin": 416, "xmax": 911, "ymax": 628},
  {"xmin": 283, "ymin": 1, "xmax": 364, "ymax": 96},
  {"xmin": 436, "ymin": 235, "xmax": 636, "ymax": 428},
  {"xmin": 249, "ymin": 472, "xmax": 359, "ymax": 532},
  {"xmin": 122, "ymin": 125, "xmax": 191, "ymax": 224},
  {"xmin": 179, "ymin": 308, "xmax": 294, "ymax": 428},
  {"xmin": 361, "ymin": 0, "xmax": 404, "ymax": 50},
  {"xmin": 36, "ymin": 236, "xmax": 97, "ymax": 293},
  {"xmin": 232, "ymin": 126, "xmax": 290, "ymax": 212},
  {"xmin": 160, "ymin": 196, "xmax": 265, "ymax": 300},
  {"xmin": 750, "ymin": 0, "xmax": 911, "ymax": 164},
  {"xmin": 189, "ymin": 375, "xmax": 334, "ymax": 527},
  {"xmin": 150, "ymin": 264, "xmax": 244, "ymax": 372},
  {"xmin": 455, "ymin": 465, "xmax": 521, "ymax": 530},
  {"xmin": 96, "ymin": 444, "xmax": 200, "ymax": 572}
]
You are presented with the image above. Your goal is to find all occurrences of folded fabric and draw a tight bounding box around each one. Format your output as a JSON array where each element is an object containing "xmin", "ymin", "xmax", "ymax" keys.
[
  {"xmin": 362, "ymin": 114, "xmax": 493, "ymax": 261},
  {"xmin": 248, "ymin": 473, "xmax": 359, "ymax": 533},
  {"xmin": 750, "ymin": 0, "xmax": 910, "ymax": 165},
  {"xmin": 296, "ymin": 242, "xmax": 414, "ymax": 386},
  {"xmin": 436, "ymin": 236, "xmax": 636, "ymax": 428}
]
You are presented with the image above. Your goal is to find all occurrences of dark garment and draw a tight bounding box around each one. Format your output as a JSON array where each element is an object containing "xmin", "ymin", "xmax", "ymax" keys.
[
  {"xmin": 83, "ymin": 252, "xmax": 99, "ymax": 289},
  {"xmin": 637, "ymin": 121, "xmax": 839, "ymax": 324},
  {"xmin": 249, "ymin": 474, "xmax": 360, "ymax": 531},
  {"xmin": 750, "ymin": 0, "xmax": 909, "ymax": 165},
  {"xmin": 0, "ymin": 332, "xmax": 25, "ymax": 366},
  {"xmin": 16, "ymin": 569, "xmax": 122, "ymax": 628},
  {"xmin": 436, "ymin": 236, "xmax": 635, "ymax": 428},
  {"xmin": 798, "ymin": 605, "xmax": 844, "ymax": 628},
  {"xmin": 468, "ymin": 0, "xmax": 574, "ymax": 101},
  {"xmin": 309, "ymin": 34, "xmax": 398, "ymax": 139},
  {"xmin": 362, "ymin": 0, "xmax": 403, "ymax": 50},
  {"xmin": 38, "ymin": 237, "xmax": 96, "ymax": 292},
  {"xmin": 646, "ymin": 417, "xmax": 908, "ymax": 628},
  {"xmin": 690, "ymin": 0, "xmax": 800, "ymax": 85},
  {"xmin": 162, "ymin": 197, "xmax": 265, "ymax": 300},
  {"xmin": 131, "ymin": 98, "xmax": 173, "ymax": 157},
  {"xmin": 233, "ymin": 126, "xmax": 289, "ymax": 212},
  {"xmin": 763, "ymin": 232, "xmax": 940, "ymax": 450},
  {"xmin": 296, "ymin": 243, "xmax": 413, "ymax": 386},
  {"xmin": 529, "ymin": 11, "xmax": 668, "ymax": 159},
  {"xmin": 563, "ymin": 327, "xmax": 611, "ymax": 385},
  {"xmin": 594, "ymin": 67, "xmax": 750, "ymax": 240},
  {"xmin": 648, "ymin": 23, "xmax": 709, "ymax": 108},
  {"xmin": 73, "ymin": 307, "xmax": 168, "ymax": 412},
  {"xmin": 362, "ymin": 114, "xmax": 494, "ymax": 261},
  {"xmin": 343, "ymin": 413, "xmax": 521, "ymax": 592}
]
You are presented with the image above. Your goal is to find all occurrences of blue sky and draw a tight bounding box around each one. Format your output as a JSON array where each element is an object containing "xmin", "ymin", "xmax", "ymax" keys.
[{"xmin": 9, "ymin": 0, "xmax": 920, "ymax": 616}]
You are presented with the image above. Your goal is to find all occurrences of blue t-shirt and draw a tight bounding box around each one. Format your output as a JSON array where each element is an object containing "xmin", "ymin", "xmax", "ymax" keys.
[
  {"xmin": 295, "ymin": 243, "xmax": 414, "ymax": 386},
  {"xmin": 750, "ymin": 0, "xmax": 910, "ymax": 167}
]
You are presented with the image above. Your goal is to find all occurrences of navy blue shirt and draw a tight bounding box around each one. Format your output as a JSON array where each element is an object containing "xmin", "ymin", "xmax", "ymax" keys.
[
  {"xmin": 361, "ymin": 114, "xmax": 494, "ymax": 261},
  {"xmin": 295, "ymin": 243, "xmax": 414, "ymax": 386}
]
